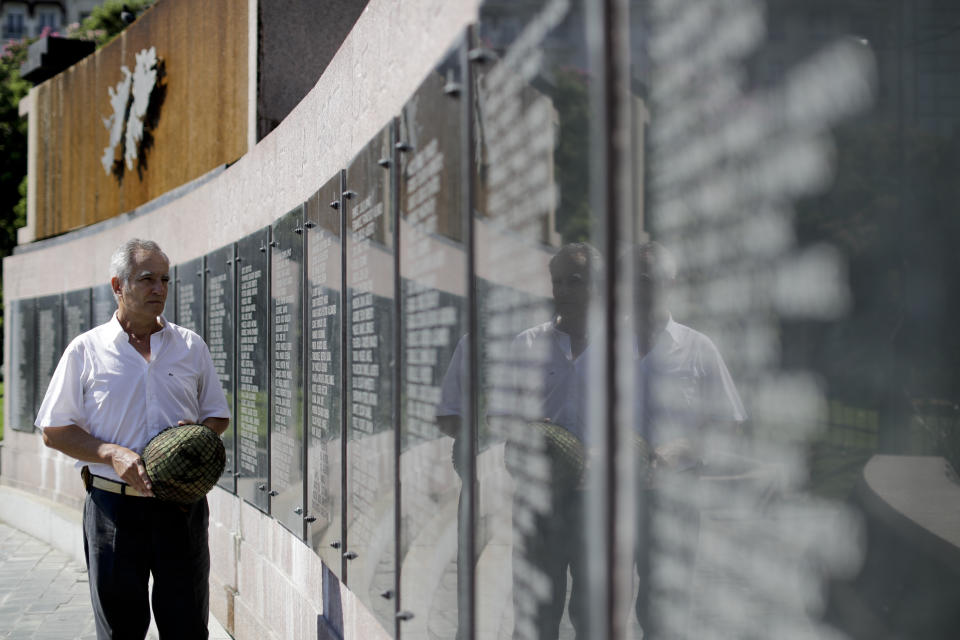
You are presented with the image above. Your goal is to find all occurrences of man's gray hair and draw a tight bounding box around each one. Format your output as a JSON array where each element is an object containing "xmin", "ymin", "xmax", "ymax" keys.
[
  {"xmin": 549, "ymin": 242, "xmax": 604, "ymax": 280},
  {"xmin": 110, "ymin": 239, "xmax": 169, "ymax": 289}
]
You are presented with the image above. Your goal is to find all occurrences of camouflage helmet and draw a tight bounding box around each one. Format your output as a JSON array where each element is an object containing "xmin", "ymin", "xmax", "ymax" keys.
[{"xmin": 142, "ymin": 424, "xmax": 225, "ymax": 503}]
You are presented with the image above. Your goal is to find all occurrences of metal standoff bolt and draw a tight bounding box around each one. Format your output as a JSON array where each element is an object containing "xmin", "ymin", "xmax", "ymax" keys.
[
  {"xmin": 234, "ymin": 471, "xmax": 241, "ymax": 478},
  {"xmin": 304, "ymin": 220, "xmax": 316, "ymax": 229},
  {"xmin": 329, "ymin": 200, "xmax": 339, "ymax": 209},
  {"xmin": 380, "ymin": 590, "xmax": 394, "ymax": 600},
  {"xmin": 269, "ymin": 240, "xmax": 279, "ymax": 247},
  {"xmin": 235, "ymin": 256, "xmax": 242, "ymax": 262},
  {"xmin": 443, "ymin": 81, "xmax": 462, "ymax": 97},
  {"xmin": 304, "ymin": 515, "xmax": 317, "ymax": 523},
  {"xmin": 329, "ymin": 541, "xmax": 341, "ymax": 549},
  {"xmin": 294, "ymin": 226, "xmax": 303, "ymax": 235},
  {"xmin": 343, "ymin": 550, "xmax": 358, "ymax": 560},
  {"xmin": 377, "ymin": 157, "xmax": 391, "ymax": 168},
  {"xmin": 268, "ymin": 489, "xmax": 279, "ymax": 497},
  {"xmin": 395, "ymin": 142, "xmax": 412, "ymax": 153},
  {"xmin": 257, "ymin": 483, "xmax": 267, "ymax": 491},
  {"xmin": 468, "ymin": 47, "xmax": 495, "ymax": 64},
  {"xmin": 396, "ymin": 611, "xmax": 414, "ymax": 622},
  {"xmin": 294, "ymin": 507, "xmax": 303, "ymax": 515},
  {"xmin": 259, "ymin": 242, "xmax": 266, "ymax": 253},
  {"xmin": 343, "ymin": 190, "xmax": 357, "ymax": 199}
]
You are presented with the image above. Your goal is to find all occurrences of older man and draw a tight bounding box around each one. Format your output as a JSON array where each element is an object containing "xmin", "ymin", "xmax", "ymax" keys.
[{"xmin": 36, "ymin": 239, "xmax": 230, "ymax": 639}]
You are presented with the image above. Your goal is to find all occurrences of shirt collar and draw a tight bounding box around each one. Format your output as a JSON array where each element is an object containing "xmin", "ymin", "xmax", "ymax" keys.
[
  {"xmin": 106, "ymin": 312, "xmax": 168, "ymax": 344},
  {"xmin": 661, "ymin": 315, "xmax": 682, "ymax": 346}
]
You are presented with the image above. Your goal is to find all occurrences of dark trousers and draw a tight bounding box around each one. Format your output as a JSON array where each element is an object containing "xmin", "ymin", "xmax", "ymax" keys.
[
  {"xmin": 512, "ymin": 487, "xmax": 587, "ymax": 640},
  {"xmin": 83, "ymin": 488, "xmax": 210, "ymax": 640}
]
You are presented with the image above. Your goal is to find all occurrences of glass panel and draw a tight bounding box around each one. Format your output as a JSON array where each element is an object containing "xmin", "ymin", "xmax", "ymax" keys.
[
  {"xmin": 62, "ymin": 289, "xmax": 92, "ymax": 345},
  {"xmin": 8, "ymin": 299, "xmax": 36, "ymax": 432},
  {"xmin": 236, "ymin": 228, "xmax": 271, "ymax": 513},
  {"xmin": 270, "ymin": 206, "xmax": 306, "ymax": 536},
  {"xmin": 396, "ymin": 39, "xmax": 469, "ymax": 639},
  {"xmin": 344, "ymin": 124, "xmax": 396, "ymax": 635},
  {"xmin": 473, "ymin": 2, "xmax": 601, "ymax": 638},
  {"xmin": 207, "ymin": 244, "xmax": 238, "ymax": 494},
  {"xmin": 175, "ymin": 257, "xmax": 204, "ymax": 335},
  {"xmin": 92, "ymin": 283, "xmax": 117, "ymax": 326},
  {"xmin": 306, "ymin": 174, "xmax": 346, "ymax": 575},
  {"xmin": 624, "ymin": 2, "xmax": 960, "ymax": 639},
  {"xmin": 35, "ymin": 294, "xmax": 63, "ymax": 416}
]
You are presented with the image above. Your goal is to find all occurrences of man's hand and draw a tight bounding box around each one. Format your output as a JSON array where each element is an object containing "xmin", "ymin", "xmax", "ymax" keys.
[
  {"xmin": 653, "ymin": 438, "xmax": 701, "ymax": 474},
  {"xmin": 179, "ymin": 417, "xmax": 229, "ymax": 436},
  {"xmin": 41, "ymin": 425, "xmax": 154, "ymax": 497},
  {"xmin": 108, "ymin": 445, "xmax": 154, "ymax": 497}
]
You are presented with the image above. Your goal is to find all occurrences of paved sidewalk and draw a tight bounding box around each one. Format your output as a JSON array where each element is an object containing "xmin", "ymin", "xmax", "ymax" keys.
[
  {"xmin": 0, "ymin": 521, "xmax": 231, "ymax": 640},
  {"xmin": 0, "ymin": 521, "xmax": 97, "ymax": 639}
]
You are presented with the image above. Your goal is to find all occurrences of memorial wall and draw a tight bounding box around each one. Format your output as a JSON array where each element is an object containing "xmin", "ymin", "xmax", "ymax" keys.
[{"xmin": 5, "ymin": 0, "xmax": 960, "ymax": 639}]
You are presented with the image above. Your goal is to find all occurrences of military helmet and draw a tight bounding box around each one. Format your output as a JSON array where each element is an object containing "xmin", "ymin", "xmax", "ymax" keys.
[{"xmin": 142, "ymin": 424, "xmax": 225, "ymax": 503}]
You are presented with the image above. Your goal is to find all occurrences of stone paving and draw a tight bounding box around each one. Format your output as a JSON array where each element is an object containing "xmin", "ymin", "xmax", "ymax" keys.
[{"xmin": 0, "ymin": 522, "xmax": 97, "ymax": 640}]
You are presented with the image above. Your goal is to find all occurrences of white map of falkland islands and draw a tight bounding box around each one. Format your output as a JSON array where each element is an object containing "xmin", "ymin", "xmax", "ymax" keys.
[{"xmin": 100, "ymin": 46, "xmax": 160, "ymax": 177}]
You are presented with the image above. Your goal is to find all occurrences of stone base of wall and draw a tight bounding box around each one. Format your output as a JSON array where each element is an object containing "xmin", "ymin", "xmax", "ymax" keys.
[{"xmin": 0, "ymin": 428, "xmax": 389, "ymax": 640}]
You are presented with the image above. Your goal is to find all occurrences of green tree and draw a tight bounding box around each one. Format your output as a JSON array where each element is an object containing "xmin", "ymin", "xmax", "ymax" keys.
[{"xmin": 68, "ymin": 0, "xmax": 155, "ymax": 47}]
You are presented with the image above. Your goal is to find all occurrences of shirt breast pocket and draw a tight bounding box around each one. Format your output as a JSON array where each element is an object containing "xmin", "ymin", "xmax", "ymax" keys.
[{"xmin": 161, "ymin": 367, "xmax": 200, "ymax": 407}]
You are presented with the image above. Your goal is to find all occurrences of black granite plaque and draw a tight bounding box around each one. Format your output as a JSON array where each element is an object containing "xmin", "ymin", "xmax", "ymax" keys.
[
  {"xmin": 236, "ymin": 228, "xmax": 271, "ymax": 513},
  {"xmin": 270, "ymin": 206, "xmax": 306, "ymax": 536},
  {"xmin": 34, "ymin": 294, "xmax": 63, "ymax": 416},
  {"xmin": 62, "ymin": 289, "xmax": 92, "ymax": 344},
  {"xmin": 175, "ymin": 257, "xmax": 204, "ymax": 335},
  {"xmin": 92, "ymin": 283, "xmax": 116, "ymax": 326},
  {"xmin": 306, "ymin": 173, "xmax": 346, "ymax": 574},
  {"xmin": 8, "ymin": 299, "xmax": 36, "ymax": 432},
  {"xmin": 206, "ymin": 244, "xmax": 237, "ymax": 494},
  {"xmin": 344, "ymin": 124, "xmax": 397, "ymax": 632},
  {"xmin": 473, "ymin": 3, "xmax": 596, "ymax": 638},
  {"xmin": 397, "ymin": 39, "xmax": 470, "ymax": 638}
]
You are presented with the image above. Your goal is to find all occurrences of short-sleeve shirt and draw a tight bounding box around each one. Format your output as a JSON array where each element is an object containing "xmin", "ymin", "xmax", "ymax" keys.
[
  {"xmin": 639, "ymin": 318, "xmax": 746, "ymax": 446},
  {"xmin": 35, "ymin": 314, "xmax": 231, "ymax": 482}
]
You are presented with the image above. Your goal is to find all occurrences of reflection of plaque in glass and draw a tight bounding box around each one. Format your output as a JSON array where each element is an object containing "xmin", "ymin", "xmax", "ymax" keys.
[
  {"xmin": 62, "ymin": 289, "xmax": 92, "ymax": 344},
  {"xmin": 176, "ymin": 257, "xmax": 204, "ymax": 336},
  {"xmin": 92, "ymin": 283, "xmax": 116, "ymax": 326},
  {"xmin": 206, "ymin": 244, "xmax": 237, "ymax": 494},
  {"xmin": 473, "ymin": 3, "xmax": 589, "ymax": 638},
  {"xmin": 270, "ymin": 206, "xmax": 306, "ymax": 537},
  {"xmin": 306, "ymin": 173, "xmax": 346, "ymax": 575},
  {"xmin": 35, "ymin": 294, "xmax": 63, "ymax": 416},
  {"xmin": 236, "ymin": 228, "xmax": 271, "ymax": 513},
  {"xmin": 8, "ymin": 299, "xmax": 36, "ymax": 432},
  {"xmin": 397, "ymin": 39, "xmax": 469, "ymax": 639},
  {"xmin": 345, "ymin": 123, "xmax": 397, "ymax": 633}
]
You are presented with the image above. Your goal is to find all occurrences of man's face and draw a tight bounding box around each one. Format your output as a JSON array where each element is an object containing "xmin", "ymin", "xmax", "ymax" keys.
[
  {"xmin": 114, "ymin": 250, "xmax": 169, "ymax": 320},
  {"xmin": 550, "ymin": 253, "xmax": 591, "ymax": 323}
]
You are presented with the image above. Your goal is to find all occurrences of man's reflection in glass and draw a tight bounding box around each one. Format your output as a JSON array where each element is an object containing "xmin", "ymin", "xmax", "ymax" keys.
[
  {"xmin": 437, "ymin": 243, "xmax": 600, "ymax": 640},
  {"xmin": 504, "ymin": 243, "xmax": 600, "ymax": 640},
  {"xmin": 633, "ymin": 241, "xmax": 746, "ymax": 638}
]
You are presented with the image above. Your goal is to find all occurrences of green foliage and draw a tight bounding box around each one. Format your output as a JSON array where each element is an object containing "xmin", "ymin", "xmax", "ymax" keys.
[
  {"xmin": 552, "ymin": 68, "xmax": 592, "ymax": 244},
  {"xmin": 0, "ymin": 39, "xmax": 30, "ymax": 263},
  {"xmin": 69, "ymin": 0, "xmax": 156, "ymax": 48}
]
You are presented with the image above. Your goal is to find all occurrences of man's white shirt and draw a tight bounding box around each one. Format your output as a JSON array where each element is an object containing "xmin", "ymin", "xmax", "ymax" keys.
[
  {"xmin": 638, "ymin": 318, "xmax": 746, "ymax": 447},
  {"xmin": 35, "ymin": 314, "xmax": 231, "ymax": 482},
  {"xmin": 475, "ymin": 318, "xmax": 745, "ymax": 446}
]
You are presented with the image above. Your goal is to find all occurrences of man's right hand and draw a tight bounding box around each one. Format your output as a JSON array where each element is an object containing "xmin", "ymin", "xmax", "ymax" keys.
[
  {"xmin": 41, "ymin": 425, "xmax": 155, "ymax": 497},
  {"xmin": 108, "ymin": 445, "xmax": 154, "ymax": 497}
]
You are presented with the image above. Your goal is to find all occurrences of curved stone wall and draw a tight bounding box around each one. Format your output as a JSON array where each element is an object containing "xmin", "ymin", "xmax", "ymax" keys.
[{"xmin": 3, "ymin": 1, "xmax": 478, "ymax": 638}]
